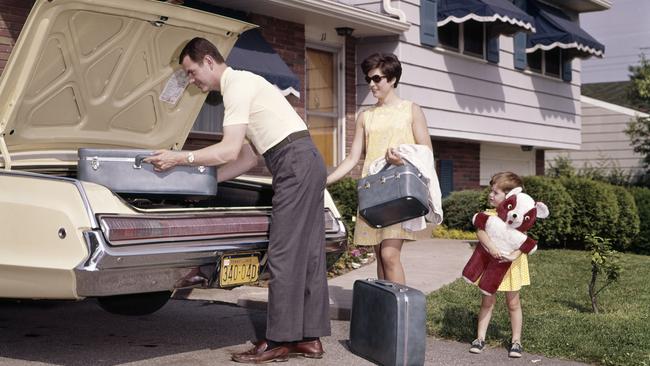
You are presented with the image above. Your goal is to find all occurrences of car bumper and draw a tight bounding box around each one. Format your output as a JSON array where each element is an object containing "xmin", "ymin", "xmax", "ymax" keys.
[{"xmin": 74, "ymin": 226, "xmax": 347, "ymax": 297}]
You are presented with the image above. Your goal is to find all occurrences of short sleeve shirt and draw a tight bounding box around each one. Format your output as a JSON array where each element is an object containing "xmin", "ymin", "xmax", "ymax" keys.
[{"xmin": 220, "ymin": 67, "xmax": 307, "ymax": 154}]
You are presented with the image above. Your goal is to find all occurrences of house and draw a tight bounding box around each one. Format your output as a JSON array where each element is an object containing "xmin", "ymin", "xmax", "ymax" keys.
[
  {"xmin": 546, "ymin": 95, "xmax": 649, "ymax": 177},
  {"xmin": 0, "ymin": 0, "xmax": 611, "ymax": 195}
]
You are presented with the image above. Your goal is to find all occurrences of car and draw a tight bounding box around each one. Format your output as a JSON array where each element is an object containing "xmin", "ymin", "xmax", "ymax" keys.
[{"xmin": 0, "ymin": 0, "xmax": 347, "ymax": 316}]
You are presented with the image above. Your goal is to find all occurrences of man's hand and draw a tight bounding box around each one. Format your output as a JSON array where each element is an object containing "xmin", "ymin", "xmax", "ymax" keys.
[
  {"xmin": 143, "ymin": 150, "xmax": 184, "ymax": 172},
  {"xmin": 385, "ymin": 147, "xmax": 404, "ymax": 166}
]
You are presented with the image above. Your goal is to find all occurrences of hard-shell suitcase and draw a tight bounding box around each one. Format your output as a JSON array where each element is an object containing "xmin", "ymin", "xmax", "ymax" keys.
[
  {"xmin": 357, "ymin": 163, "xmax": 429, "ymax": 228},
  {"xmin": 349, "ymin": 279, "xmax": 426, "ymax": 366},
  {"xmin": 78, "ymin": 148, "xmax": 217, "ymax": 199}
]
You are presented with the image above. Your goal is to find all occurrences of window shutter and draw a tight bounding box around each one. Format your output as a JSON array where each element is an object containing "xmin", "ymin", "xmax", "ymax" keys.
[
  {"xmin": 420, "ymin": 0, "xmax": 438, "ymax": 47},
  {"xmin": 513, "ymin": 33, "xmax": 527, "ymax": 70},
  {"xmin": 513, "ymin": 0, "xmax": 527, "ymax": 70},
  {"xmin": 439, "ymin": 160, "xmax": 454, "ymax": 198},
  {"xmin": 486, "ymin": 27, "xmax": 500, "ymax": 64},
  {"xmin": 562, "ymin": 50, "xmax": 573, "ymax": 82}
]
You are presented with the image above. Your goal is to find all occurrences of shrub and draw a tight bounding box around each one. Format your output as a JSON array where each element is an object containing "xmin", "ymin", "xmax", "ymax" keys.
[
  {"xmin": 628, "ymin": 187, "xmax": 650, "ymax": 254},
  {"xmin": 432, "ymin": 225, "xmax": 477, "ymax": 240},
  {"xmin": 442, "ymin": 190, "xmax": 487, "ymax": 231},
  {"xmin": 560, "ymin": 177, "xmax": 620, "ymax": 247},
  {"xmin": 327, "ymin": 177, "xmax": 358, "ymax": 237},
  {"xmin": 522, "ymin": 176, "xmax": 574, "ymax": 248},
  {"xmin": 610, "ymin": 186, "xmax": 640, "ymax": 251}
]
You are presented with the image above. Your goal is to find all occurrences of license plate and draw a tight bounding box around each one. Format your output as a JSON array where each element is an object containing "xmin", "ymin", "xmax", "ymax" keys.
[{"xmin": 220, "ymin": 254, "xmax": 259, "ymax": 287}]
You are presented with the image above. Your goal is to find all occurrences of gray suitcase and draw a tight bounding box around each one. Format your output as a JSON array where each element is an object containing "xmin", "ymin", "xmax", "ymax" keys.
[
  {"xmin": 357, "ymin": 163, "xmax": 429, "ymax": 228},
  {"xmin": 349, "ymin": 279, "xmax": 426, "ymax": 366},
  {"xmin": 78, "ymin": 148, "xmax": 217, "ymax": 199}
]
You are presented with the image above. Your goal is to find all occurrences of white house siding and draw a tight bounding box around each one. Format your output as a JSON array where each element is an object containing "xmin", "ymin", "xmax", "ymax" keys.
[
  {"xmin": 355, "ymin": 0, "xmax": 583, "ymax": 151},
  {"xmin": 546, "ymin": 96, "xmax": 648, "ymax": 175},
  {"xmin": 481, "ymin": 144, "xmax": 536, "ymax": 185}
]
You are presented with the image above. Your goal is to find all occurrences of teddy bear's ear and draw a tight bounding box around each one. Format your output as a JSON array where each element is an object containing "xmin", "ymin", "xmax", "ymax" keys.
[
  {"xmin": 506, "ymin": 186, "xmax": 523, "ymax": 198},
  {"xmin": 536, "ymin": 202, "xmax": 550, "ymax": 219}
]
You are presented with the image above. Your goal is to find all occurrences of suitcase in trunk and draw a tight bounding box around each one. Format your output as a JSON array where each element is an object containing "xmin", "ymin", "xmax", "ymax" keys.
[
  {"xmin": 357, "ymin": 163, "xmax": 429, "ymax": 228},
  {"xmin": 78, "ymin": 148, "xmax": 217, "ymax": 199},
  {"xmin": 349, "ymin": 279, "xmax": 426, "ymax": 366}
]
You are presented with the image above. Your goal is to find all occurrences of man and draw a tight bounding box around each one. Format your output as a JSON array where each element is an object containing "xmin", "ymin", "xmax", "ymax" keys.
[{"xmin": 145, "ymin": 37, "xmax": 330, "ymax": 363}]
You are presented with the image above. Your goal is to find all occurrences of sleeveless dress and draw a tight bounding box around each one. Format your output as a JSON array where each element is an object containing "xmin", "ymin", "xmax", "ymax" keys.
[
  {"xmin": 484, "ymin": 209, "xmax": 531, "ymax": 292},
  {"xmin": 353, "ymin": 100, "xmax": 430, "ymax": 246}
]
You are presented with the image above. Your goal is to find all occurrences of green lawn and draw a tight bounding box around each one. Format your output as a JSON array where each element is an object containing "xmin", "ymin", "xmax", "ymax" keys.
[{"xmin": 426, "ymin": 249, "xmax": 650, "ymax": 366}]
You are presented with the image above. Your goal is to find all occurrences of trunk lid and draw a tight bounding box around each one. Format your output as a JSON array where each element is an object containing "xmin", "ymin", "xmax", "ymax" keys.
[{"xmin": 0, "ymin": 0, "xmax": 255, "ymax": 168}]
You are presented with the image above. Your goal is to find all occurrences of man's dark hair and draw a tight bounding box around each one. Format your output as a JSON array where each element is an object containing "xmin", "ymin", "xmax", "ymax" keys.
[
  {"xmin": 179, "ymin": 37, "xmax": 225, "ymax": 65},
  {"xmin": 361, "ymin": 52, "xmax": 402, "ymax": 88}
]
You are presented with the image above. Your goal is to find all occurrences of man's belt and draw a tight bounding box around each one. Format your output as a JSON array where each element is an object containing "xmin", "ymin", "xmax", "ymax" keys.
[{"xmin": 264, "ymin": 130, "xmax": 310, "ymax": 156}]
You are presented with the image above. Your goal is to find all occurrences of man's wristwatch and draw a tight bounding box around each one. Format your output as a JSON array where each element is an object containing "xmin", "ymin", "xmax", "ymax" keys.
[{"xmin": 186, "ymin": 152, "xmax": 195, "ymax": 164}]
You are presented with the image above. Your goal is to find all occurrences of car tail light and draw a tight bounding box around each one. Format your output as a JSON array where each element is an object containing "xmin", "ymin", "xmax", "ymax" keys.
[
  {"xmin": 324, "ymin": 208, "xmax": 340, "ymax": 233},
  {"xmin": 99, "ymin": 214, "xmax": 270, "ymax": 245}
]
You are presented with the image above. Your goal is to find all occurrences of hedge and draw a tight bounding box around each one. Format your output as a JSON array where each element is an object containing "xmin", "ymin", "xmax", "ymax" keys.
[
  {"xmin": 559, "ymin": 177, "xmax": 620, "ymax": 247},
  {"xmin": 610, "ymin": 185, "xmax": 640, "ymax": 251},
  {"xmin": 441, "ymin": 190, "xmax": 486, "ymax": 232},
  {"xmin": 629, "ymin": 187, "xmax": 650, "ymax": 254},
  {"xmin": 327, "ymin": 177, "xmax": 358, "ymax": 237},
  {"xmin": 522, "ymin": 176, "xmax": 574, "ymax": 248}
]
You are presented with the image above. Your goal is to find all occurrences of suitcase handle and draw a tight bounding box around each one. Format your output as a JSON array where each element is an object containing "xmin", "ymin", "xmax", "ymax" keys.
[
  {"xmin": 133, "ymin": 154, "xmax": 152, "ymax": 169},
  {"xmin": 367, "ymin": 278, "xmax": 409, "ymax": 292}
]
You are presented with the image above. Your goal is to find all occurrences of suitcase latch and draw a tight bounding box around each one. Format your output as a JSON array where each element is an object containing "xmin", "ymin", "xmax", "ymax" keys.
[
  {"xmin": 363, "ymin": 182, "xmax": 370, "ymax": 189},
  {"xmin": 380, "ymin": 177, "xmax": 386, "ymax": 184},
  {"xmin": 90, "ymin": 157, "xmax": 100, "ymax": 170}
]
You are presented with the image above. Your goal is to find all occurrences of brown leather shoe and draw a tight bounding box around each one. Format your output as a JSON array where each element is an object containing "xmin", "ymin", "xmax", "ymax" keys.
[
  {"xmin": 231, "ymin": 340, "xmax": 289, "ymax": 364},
  {"xmin": 289, "ymin": 339, "xmax": 324, "ymax": 359}
]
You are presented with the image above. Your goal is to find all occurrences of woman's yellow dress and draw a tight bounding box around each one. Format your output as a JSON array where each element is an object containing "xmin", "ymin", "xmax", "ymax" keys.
[{"xmin": 353, "ymin": 100, "xmax": 430, "ymax": 246}]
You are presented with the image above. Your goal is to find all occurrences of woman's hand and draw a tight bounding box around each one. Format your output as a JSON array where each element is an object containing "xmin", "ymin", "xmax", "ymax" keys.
[
  {"xmin": 385, "ymin": 147, "xmax": 404, "ymax": 166},
  {"xmin": 143, "ymin": 150, "xmax": 184, "ymax": 172}
]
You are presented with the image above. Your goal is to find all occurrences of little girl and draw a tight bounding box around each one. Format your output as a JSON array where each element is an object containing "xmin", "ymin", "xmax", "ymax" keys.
[{"xmin": 469, "ymin": 171, "xmax": 528, "ymax": 358}]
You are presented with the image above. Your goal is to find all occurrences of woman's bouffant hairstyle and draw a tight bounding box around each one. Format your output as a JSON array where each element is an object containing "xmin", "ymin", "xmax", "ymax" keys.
[
  {"xmin": 179, "ymin": 37, "xmax": 225, "ymax": 65},
  {"xmin": 490, "ymin": 171, "xmax": 524, "ymax": 194},
  {"xmin": 361, "ymin": 52, "xmax": 402, "ymax": 88}
]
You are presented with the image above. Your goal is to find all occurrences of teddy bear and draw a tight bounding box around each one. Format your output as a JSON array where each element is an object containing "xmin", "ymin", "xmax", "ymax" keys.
[{"xmin": 462, "ymin": 187, "xmax": 549, "ymax": 295}]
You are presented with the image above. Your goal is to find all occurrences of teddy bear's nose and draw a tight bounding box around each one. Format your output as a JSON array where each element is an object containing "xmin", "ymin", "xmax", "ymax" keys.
[{"xmin": 512, "ymin": 214, "xmax": 518, "ymax": 218}]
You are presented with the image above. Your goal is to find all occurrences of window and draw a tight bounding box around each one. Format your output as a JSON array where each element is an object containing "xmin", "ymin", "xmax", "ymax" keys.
[
  {"xmin": 438, "ymin": 20, "xmax": 485, "ymax": 59},
  {"xmin": 526, "ymin": 48, "xmax": 563, "ymax": 78},
  {"xmin": 306, "ymin": 47, "xmax": 341, "ymax": 167},
  {"xmin": 190, "ymin": 92, "xmax": 224, "ymax": 134}
]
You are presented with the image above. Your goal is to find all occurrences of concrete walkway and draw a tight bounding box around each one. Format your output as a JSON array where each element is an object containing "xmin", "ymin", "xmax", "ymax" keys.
[{"xmin": 175, "ymin": 239, "xmax": 588, "ymax": 365}]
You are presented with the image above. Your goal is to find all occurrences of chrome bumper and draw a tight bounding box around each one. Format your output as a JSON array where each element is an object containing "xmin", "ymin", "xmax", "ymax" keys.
[{"xmin": 74, "ymin": 226, "xmax": 347, "ymax": 297}]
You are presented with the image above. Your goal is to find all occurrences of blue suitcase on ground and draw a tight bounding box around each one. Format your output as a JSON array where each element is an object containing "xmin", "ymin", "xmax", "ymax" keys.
[{"xmin": 349, "ymin": 279, "xmax": 426, "ymax": 366}]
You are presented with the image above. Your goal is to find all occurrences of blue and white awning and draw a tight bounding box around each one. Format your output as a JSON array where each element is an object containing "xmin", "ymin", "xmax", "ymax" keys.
[
  {"xmin": 227, "ymin": 29, "xmax": 301, "ymax": 98},
  {"xmin": 526, "ymin": 1, "xmax": 604, "ymax": 58},
  {"xmin": 437, "ymin": 0, "xmax": 535, "ymax": 34}
]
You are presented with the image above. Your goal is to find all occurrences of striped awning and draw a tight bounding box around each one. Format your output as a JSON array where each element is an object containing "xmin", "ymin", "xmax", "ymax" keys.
[
  {"xmin": 526, "ymin": 0, "xmax": 604, "ymax": 58},
  {"xmin": 437, "ymin": 0, "xmax": 535, "ymax": 34}
]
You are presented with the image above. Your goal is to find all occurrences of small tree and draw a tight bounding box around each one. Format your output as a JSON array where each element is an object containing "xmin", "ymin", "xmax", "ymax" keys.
[
  {"xmin": 585, "ymin": 235, "xmax": 621, "ymax": 314},
  {"xmin": 545, "ymin": 155, "xmax": 576, "ymax": 178},
  {"xmin": 625, "ymin": 54, "xmax": 650, "ymax": 179}
]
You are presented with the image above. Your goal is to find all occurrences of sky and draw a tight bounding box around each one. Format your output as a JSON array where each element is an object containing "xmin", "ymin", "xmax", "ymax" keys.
[{"xmin": 579, "ymin": 0, "xmax": 650, "ymax": 84}]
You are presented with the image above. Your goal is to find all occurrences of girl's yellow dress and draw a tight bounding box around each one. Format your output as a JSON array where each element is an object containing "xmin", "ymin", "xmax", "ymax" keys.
[
  {"xmin": 484, "ymin": 209, "xmax": 531, "ymax": 291},
  {"xmin": 353, "ymin": 100, "xmax": 429, "ymax": 246}
]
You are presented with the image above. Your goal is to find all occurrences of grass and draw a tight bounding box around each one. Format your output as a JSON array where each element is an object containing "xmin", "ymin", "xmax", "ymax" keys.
[{"xmin": 426, "ymin": 249, "xmax": 650, "ymax": 366}]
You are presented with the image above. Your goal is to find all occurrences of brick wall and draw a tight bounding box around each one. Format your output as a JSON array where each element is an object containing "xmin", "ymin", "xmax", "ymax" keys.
[
  {"xmin": 433, "ymin": 140, "xmax": 481, "ymax": 191},
  {"xmin": 0, "ymin": 0, "xmax": 35, "ymax": 76},
  {"xmin": 344, "ymin": 34, "xmax": 363, "ymax": 178}
]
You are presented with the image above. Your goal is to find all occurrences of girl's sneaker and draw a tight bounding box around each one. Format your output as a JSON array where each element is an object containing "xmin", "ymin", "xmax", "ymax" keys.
[
  {"xmin": 509, "ymin": 342, "xmax": 523, "ymax": 358},
  {"xmin": 469, "ymin": 339, "xmax": 485, "ymax": 354}
]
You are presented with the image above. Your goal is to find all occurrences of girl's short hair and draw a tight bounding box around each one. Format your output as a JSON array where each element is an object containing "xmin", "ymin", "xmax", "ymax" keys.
[
  {"xmin": 360, "ymin": 53, "xmax": 402, "ymax": 88},
  {"xmin": 489, "ymin": 171, "xmax": 523, "ymax": 193}
]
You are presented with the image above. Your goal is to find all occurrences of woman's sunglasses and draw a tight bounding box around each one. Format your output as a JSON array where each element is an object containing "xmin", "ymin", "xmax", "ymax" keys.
[{"xmin": 365, "ymin": 75, "xmax": 387, "ymax": 84}]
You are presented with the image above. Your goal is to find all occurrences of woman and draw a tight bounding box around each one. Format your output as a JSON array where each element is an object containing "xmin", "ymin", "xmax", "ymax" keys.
[{"xmin": 326, "ymin": 53, "xmax": 433, "ymax": 285}]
